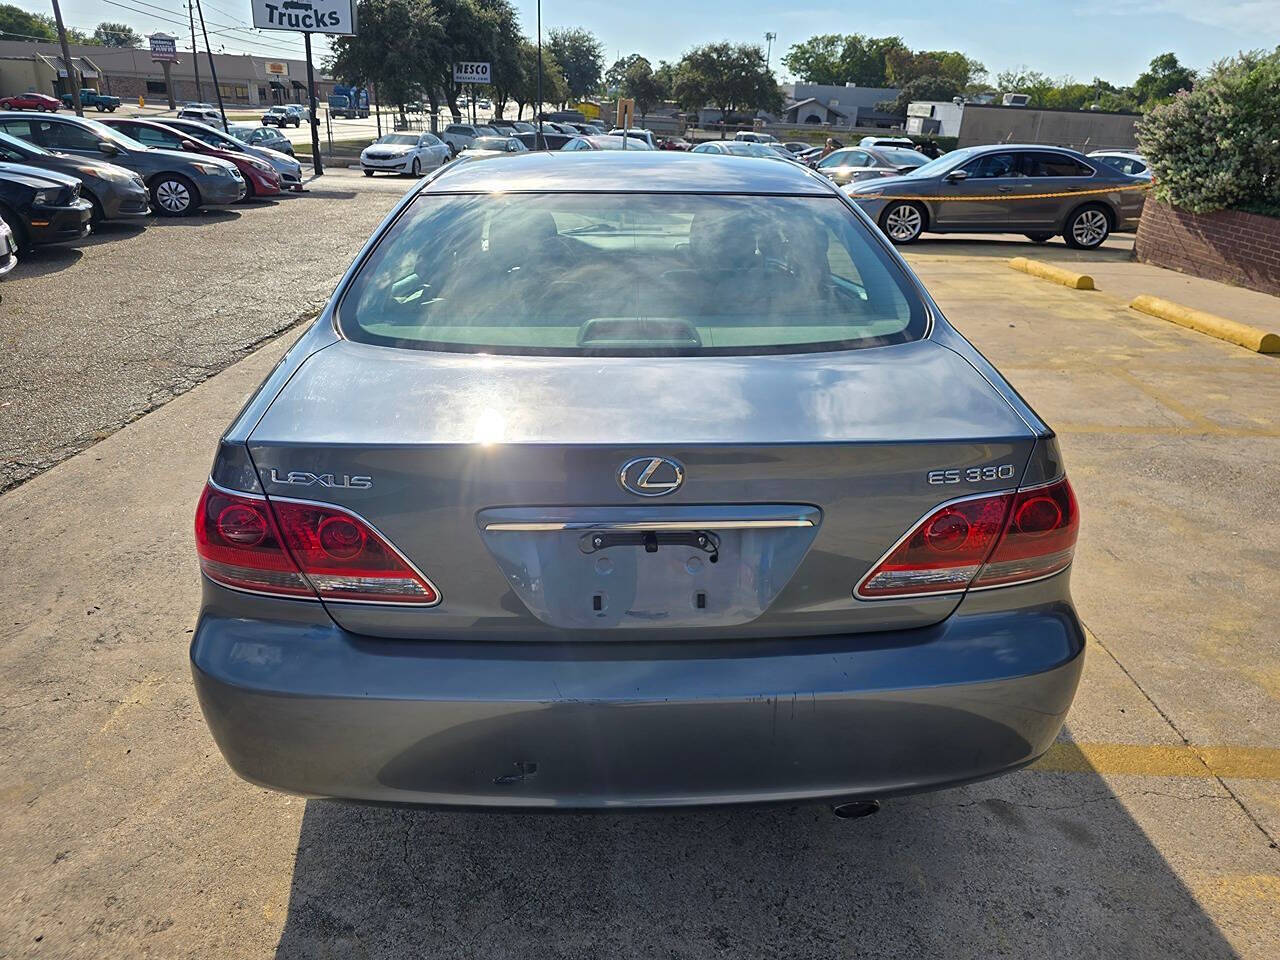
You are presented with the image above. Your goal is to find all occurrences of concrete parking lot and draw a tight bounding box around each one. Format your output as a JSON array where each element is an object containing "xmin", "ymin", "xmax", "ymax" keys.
[{"xmin": 1, "ymin": 172, "xmax": 1276, "ymax": 958}]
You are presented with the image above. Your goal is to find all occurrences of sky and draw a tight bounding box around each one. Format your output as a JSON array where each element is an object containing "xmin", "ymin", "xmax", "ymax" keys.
[{"xmin": 49, "ymin": 0, "xmax": 1280, "ymax": 86}]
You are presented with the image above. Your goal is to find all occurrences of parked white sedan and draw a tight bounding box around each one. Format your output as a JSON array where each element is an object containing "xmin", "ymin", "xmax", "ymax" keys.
[{"xmin": 360, "ymin": 132, "xmax": 451, "ymax": 177}]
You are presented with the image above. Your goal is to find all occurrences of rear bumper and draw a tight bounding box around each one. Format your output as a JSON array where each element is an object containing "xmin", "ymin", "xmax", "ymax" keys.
[{"xmin": 191, "ymin": 589, "xmax": 1085, "ymax": 808}]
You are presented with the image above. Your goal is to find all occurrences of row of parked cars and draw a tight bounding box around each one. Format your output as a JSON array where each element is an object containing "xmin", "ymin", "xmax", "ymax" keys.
[{"xmin": 0, "ymin": 109, "xmax": 305, "ymax": 272}]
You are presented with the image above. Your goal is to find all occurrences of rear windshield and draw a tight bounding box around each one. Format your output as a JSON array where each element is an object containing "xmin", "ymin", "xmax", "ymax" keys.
[{"xmin": 337, "ymin": 193, "xmax": 927, "ymax": 356}]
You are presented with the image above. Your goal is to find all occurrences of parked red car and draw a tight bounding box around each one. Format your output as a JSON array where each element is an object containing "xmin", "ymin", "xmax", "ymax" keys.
[
  {"xmin": 0, "ymin": 92, "xmax": 60, "ymax": 112},
  {"xmin": 100, "ymin": 117, "xmax": 282, "ymax": 198},
  {"xmin": 658, "ymin": 137, "xmax": 692, "ymax": 151}
]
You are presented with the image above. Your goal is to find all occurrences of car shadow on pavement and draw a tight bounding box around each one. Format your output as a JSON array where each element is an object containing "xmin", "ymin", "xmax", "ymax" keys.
[
  {"xmin": 5, "ymin": 244, "xmax": 82, "ymax": 279},
  {"xmin": 273, "ymin": 732, "xmax": 1240, "ymax": 960},
  {"xmin": 904, "ymin": 235, "xmax": 1135, "ymax": 263},
  {"xmin": 77, "ymin": 222, "xmax": 146, "ymax": 248},
  {"xmin": 145, "ymin": 209, "xmax": 242, "ymax": 227}
]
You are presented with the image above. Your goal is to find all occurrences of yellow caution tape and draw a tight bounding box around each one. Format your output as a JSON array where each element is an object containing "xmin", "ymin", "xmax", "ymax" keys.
[{"xmin": 857, "ymin": 182, "xmax": 1152, "ymax": 202}]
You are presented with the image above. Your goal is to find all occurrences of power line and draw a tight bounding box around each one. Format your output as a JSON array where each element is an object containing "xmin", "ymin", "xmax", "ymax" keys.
[{"xmin": 98, "ymin": 0, "xmax": 310, "ymax": 56}]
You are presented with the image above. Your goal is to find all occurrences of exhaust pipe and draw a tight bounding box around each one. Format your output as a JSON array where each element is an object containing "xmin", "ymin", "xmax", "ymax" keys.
[{"xmin": 831, "ymin": 799, "xmax": 881, "ymax": 820}]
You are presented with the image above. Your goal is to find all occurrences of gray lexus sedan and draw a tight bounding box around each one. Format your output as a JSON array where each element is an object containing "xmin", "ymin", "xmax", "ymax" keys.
[
  {"xmin": 193, "ymin": 152, "xmax": 1083, "ymax": 810},
  {"xmin": 845, "ymin": 143, "xmax": 1147, "ymax": 248}
]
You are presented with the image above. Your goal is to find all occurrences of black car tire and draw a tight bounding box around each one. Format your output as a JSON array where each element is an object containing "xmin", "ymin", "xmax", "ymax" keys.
[
  {"xmin": 85, "ymin": 191, "xmax": 106, "ymax": 225},
  {"xmin": 1063, "ymin": 204, "xmax": 1111, "ymax": 249},
  {"xmin": 411, "ymin": 157, "xmax": 421, "ymax": 177},
  {"xmin": 1025, "ymin": 232, "xmax": 1053, "ymax": 243},
  {"xmin": 150, "ymin": 174, "xmax": 199, "ymax": 216},
  {"xmin": 879, "ymin": 201, "xmax": 926, "ymax": 244}
]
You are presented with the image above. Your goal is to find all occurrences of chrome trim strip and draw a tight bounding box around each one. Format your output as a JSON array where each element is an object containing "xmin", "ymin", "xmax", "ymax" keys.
[{"xmin": 483, "ymin": 518, "xmax": 815, "ymax": 532}]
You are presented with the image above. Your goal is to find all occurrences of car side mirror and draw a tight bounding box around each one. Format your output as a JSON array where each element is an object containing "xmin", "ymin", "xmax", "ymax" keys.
[
  {"xmin": 945, "ymin": 169, "xmax": 968, "ymax": 182},
  {"xmin": 97, "ymin": 140, "xmax": 119, "ymax": 156},
  {"xmin": 181, "ymin": 139, "xmax": 200, "ymax": 151}
]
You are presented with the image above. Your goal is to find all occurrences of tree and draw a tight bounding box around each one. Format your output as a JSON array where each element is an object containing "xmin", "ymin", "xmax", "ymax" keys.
[
  {"xmin": 508, "ymin": 40, "xmax": 565, "ymax": 119},
  {"xmin": 327, "ymin": 0, "xmax": 442, "ymax": 122},
  {"xmin": 877, "ymin": 75, "xmax": 961, "ymax": 116},
  {"xmin": 621, "ymin": 56, "xmax": 665, "ymax": 122},
  {"xmin": 0, "ymin": 4, "xmax": 56, "ymax": 41},
  {"xmin": 781, "ymin": 33, "xmax": 905, "ymax": 87},
  {"xmin": 995, "ymin": 68, "xmax": 1058, "ymax": 107},
  {"xmin": 546, "ymin": 27, "xmax": 604, "ymax": 102},
  {"xmin": 93, "ymin": 21, "xmax": 141, "ymax": 47},
  {"xmin": 674, "ymin": 42, "xmax": 780, "ymax": 126},
  {"xmin": 1133, "ymin": 52, "xmax": 1197, "ymax": 105},
  {"xmin": 605, "ymin": 53, "xmax": 645, "ymax": 91}
]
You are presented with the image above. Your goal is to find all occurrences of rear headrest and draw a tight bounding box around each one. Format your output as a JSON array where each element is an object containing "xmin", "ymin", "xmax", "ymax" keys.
[
  {"xmin": 487, "ymin": 209, "xmax": 559, "ymax": 271},
  {"xmin": 688, "ymin": 211, "xmax": 758, "ymax": 270}
]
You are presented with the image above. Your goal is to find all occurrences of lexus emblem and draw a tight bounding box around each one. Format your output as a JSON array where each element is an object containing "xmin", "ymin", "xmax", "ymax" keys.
[{"xmin": 618, "ymin": 457, "xmax": 684, "ymax": 497}]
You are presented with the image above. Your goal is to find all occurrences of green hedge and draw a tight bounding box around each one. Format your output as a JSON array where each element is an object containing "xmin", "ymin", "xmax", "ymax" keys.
[{"xmin": 1138, "ymin": 50, "xmax": 1280, "ymax": 216}]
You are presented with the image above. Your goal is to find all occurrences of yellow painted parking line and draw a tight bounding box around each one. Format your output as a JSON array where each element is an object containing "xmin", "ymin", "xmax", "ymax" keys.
[{"xmin": 1034, "ymin": 742, "xmax": 1280, "ymax": 780}]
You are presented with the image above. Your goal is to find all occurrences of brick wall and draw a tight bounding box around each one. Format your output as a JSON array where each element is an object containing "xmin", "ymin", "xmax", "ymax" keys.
[{"xmin": 1136, "ymin": 197, "xmax": 1280, "ymax": 297}]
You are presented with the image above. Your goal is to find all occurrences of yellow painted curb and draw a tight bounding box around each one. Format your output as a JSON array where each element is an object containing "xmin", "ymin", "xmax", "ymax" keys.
[
  {"xmin": 1129, "ymin": 295, "xmax": 1280, "ymax": 353},
  {"xmin": 1008, "ymin": 257, "xmax": 1095, "ymax": 290}
]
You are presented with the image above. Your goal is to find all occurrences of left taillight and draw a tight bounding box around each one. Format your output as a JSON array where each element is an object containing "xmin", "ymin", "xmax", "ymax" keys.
[
  {"xmin": 856, "ymin": 476, "xmax": 1079, "ymax": 600},
  {"xmin": 195, "ymin": 482, "xmax": 439, "ymax": 605}
]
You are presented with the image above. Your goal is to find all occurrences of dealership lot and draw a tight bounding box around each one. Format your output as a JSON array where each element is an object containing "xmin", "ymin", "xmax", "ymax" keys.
[{"xmin": 1, "ymin": 174, "xmax": 1276, "ymax": 958}]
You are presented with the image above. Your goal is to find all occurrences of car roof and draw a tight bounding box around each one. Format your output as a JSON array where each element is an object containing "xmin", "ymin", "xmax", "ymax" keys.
[{"xmin": 423, "ymin": 151, "xmax": 835, "ymax": 194}]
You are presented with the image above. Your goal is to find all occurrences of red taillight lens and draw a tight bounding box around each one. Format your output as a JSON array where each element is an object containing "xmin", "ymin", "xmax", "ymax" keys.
[
  {"xmin": 971, "ymin": 478, "xmax": 1078, "ymax": 589},
  {"xmin": 195, "ymin": 483, "xmax": 439, "ymax": 605},
  {"xmin": 270, "ymin": 500, "xmax": 438, "ymax": 604},
  {"xmin": 856, "ymin": 477, "xmax": 1078, "ymax": 599},
  {"xmin": 195, "ymin": 484, "xmax": 312, "ymax": 597}
]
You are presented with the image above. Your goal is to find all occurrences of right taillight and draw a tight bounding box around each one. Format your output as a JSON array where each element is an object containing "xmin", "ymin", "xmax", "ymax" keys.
[
  {"xmin": 856, "ymin": 477, "xmax": 1078, "ymax": 600},
  {"xmin": 195, "ymin": 482, "xmax": 439, "ymax": 605}
]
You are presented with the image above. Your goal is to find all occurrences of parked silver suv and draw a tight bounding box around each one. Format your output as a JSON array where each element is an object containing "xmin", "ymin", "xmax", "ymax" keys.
[{"xmin": 845, "ymin": 144, "xmax": 1147, "ymax": 248}]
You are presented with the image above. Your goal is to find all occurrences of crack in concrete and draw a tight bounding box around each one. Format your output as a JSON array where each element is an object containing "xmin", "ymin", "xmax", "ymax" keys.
[{"xmin": 1081, "ymin": 617, "xmax": 1280, "ymax": 850}]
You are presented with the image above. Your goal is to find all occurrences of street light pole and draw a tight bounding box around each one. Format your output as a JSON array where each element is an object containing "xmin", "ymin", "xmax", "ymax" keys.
[
  {"xmin": 50, "ymin": 0, "xmax": 82, "ymax": 117},
  {"xmin": 765, "ymin": 31, "xmax": 776, "ymax": 69}
]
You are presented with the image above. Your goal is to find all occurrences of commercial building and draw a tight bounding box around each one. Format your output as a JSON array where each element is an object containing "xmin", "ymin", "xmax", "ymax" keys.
[
  {"xmin": 0, "ymin": 39, "xmax": 336, "ymax": 107},
  {"xmin": 906, "ymin": 99, "xmax": 1140, "ymax": 151}
]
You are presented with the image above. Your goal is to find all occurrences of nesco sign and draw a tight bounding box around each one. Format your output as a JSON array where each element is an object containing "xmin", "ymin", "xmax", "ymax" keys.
[
  {"xmin": 453, "ymin": 62, "xmax": 491, "ymax": 84},
  {"xmin": 251, "ymin": 0, "xmax": 357, "ymax": 36}
]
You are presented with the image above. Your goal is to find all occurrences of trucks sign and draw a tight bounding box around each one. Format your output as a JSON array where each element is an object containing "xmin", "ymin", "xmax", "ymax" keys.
[
  {"xmin": 453, "ymin": 62, "xmax": 491, "ymax": 84},
  {"xmin": 251, "ymin": 0, "xmax": 357, "ymax": 35}
]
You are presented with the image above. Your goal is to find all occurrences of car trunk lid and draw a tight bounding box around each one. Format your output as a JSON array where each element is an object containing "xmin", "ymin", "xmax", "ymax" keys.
[{"xmin": 246, "ymin": 337, "xmax": 1037, "ymax": 640}]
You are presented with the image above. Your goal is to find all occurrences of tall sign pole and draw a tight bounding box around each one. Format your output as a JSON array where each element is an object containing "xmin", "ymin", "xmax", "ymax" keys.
[
  {"xmin": 188, "ymin": 3, "xmax": 203, "ymax": 101},
  {"xmin": 304, "ymin": 33, "xmax": 322, "ymax": 176},
  {"xmin": 193, "ymin": 0, "xmax": 228, "ymax": 130},
  {"xmin": 50, "ymin": 0, "xmax": 82, "ymax": 117},
  {"xmin": 251, "ymin": 2, "xmax": 359, "ymax": 178},
  {"xmin": 150, "ymin": 34, "xmax": 179, "ymax": 109},
  {"xmin": 535, "ymin": 0, "xmax": 543, "ymax": 150}
]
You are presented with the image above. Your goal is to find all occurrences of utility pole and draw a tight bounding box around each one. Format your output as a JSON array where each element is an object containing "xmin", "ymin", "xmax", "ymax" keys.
[
  {"xmin": 535, "ymin": 0, "xmax": 543, "ymax": 150},
  {"xmin": 188, "ymin": 2, "xmax": 203, "ymax": 102},
  {"xmin": 50, "ymin": 0, "xmax": 81, "ymax": 117},
  {"xmin": 193, "ymin": 0, "xmax": 227, "ymax": 130},
  {"xmin": 303, "ymin": 33, "xmax": 322, "ymax": 175},
  {"xmin": 764, "ymin": 32, "xmax": 776, "ymax": 69}
]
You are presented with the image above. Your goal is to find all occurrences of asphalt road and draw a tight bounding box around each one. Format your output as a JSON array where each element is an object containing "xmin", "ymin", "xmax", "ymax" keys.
[
  {"xmin": 1, "ymin": 177, "xmax": 1277, "ymax": 958},
  {"xmin": 0, "ymin": 171, "xmax": 409, "ymax": 492}
]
